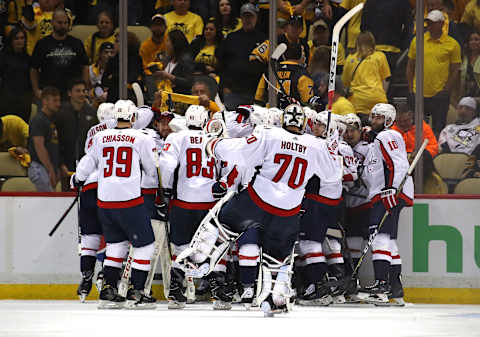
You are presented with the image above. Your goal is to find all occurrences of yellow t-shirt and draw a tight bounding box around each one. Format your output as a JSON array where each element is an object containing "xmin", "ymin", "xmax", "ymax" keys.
[
  {"xmin": 308, "ymin": 40, "xmax": 345, "ymax": 66},
  {"xmin": 332, "ymin": 96, "xmax": 355, "ymax": 115},
  {"xmin": 221, "ymin": 18, "xmax": 242, "ymax": 38},
  {"xmin": 194, "ymin": 44, "xmax": 218, "ymax": 68},
  {"xmin": 408, "ymin": 32, "xmax": 461, "ymax": 97},
  {"xmin": 139, "ymin": 36, "xmax": 167, "ymax": 74},
  {"xmin": 84, "ymin": 33, "xmax": 116, "ymax": 64},
  {"xmin": 340, "ymin": 0, "xmax": 366, "ymax": 49},
  {"xmin": 0, "ymin": 115, "xmax": 29, "ymax": 148},
  {"xmin": 461, "ymin": 0, "xmax": 480, "ymax": 33},
  {"xmin": 164, "ymin": 11, "xmax": 204, "ymax": 43},
  {"xmin": 155, "ymin": 0, "xmax": 171, "ymax": 14},
  {"xmin": 342, "ymin": 50, "xmax": 390, "ymax": 114}
]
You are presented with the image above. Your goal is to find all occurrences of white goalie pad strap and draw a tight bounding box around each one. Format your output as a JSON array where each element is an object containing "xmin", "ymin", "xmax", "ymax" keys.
[
  {"xmin": 326, "ymin": 228, "xmax": 343, "ymax": 239},
  {"xmin": 323, "ymin": 238, "xmax": 344, "ymax": 265},
  {"xmin": 132, "ymin": 242, "xmax": 155, "ymax": 271},
  {"xmin": 239, "ymin": 244, "xmax": 260, "ymax": 267},
  {"xmin": 299, "ymin": 240, "xmax": 325, "ymax": 265},
  {"xmin": 213, "ymin": 257, "xmax": 227, "ymax": 273},
  {"xmin": 104, "ymin": 241, "xmax": 129, "ymax": 268},
  {"xmin": 272, "ymin": 264, "xmax": 294, "ymax": 307},
  {"xmin": 372, "ymin": 233, "xmax": 392, "ymax": 262},
  {"xmin": 390, "ymin": 239, "xmax": 401, "ymax": 265},
  {"xmin": 80, "ymin": 234, "xmax": 101, "ymax": 257},
  {"xmin": 346, "ymin": 236, "xmax": 363, "ymax": 259}
]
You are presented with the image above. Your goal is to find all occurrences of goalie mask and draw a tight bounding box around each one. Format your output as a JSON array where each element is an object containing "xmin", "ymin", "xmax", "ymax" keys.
[
  {"xmin": 282, "ymin": 104, "xmax": 306, "ymax": 131},
  {"xmin": 185, "ymin": 105, "xmax": 209, "ymax": 128},
  {"xmin": 370, "ymin": 103, "xmax": 396, "ymax": 128}
]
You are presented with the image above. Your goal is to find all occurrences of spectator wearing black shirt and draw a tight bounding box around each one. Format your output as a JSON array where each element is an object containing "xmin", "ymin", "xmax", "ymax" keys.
[
  {"xmin": 216, "ymin": 3, "xmax": 266, "ymax": 110},
  {"xmin": 28, "ymin": 87, "xmax": 67, "ymax": 192},
  {"xmin": 30, "ymin": 9, "xmax": 90, "ymax": 100},
  {"xmin": 0, "ymin": 26, "xmax": 32, "ymax": 122},
  {"xmin": 56, "ymin": 79, "xmax": 97, "ymax": 172}
]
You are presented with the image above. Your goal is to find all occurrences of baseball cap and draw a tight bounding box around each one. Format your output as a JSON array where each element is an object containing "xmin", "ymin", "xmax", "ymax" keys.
[
  {"xmin": 425, "ymin": 10, "xmax": 445, "ymax": 22},
  {"xmin": 151, "ymin": 13, "xmax": 166, "ymax": 24},
  {"xmin": 458, "ymin": 97, "xmax": 477, "ymax": 110},
  {"xmin": 240, "ymin": 3, "xmax": 258, "ymax": 16}
]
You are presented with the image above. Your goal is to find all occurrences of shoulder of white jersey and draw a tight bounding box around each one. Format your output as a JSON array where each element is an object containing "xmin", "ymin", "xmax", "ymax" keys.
[{"xmin": 133, "ymin": 105, "xmax": 154, "ymax": 130}]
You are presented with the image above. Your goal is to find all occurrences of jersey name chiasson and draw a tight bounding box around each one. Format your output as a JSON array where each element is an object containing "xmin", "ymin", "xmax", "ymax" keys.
[{"xmin": 103, "ymin": 134, "xmax": 136, "ymax": 144}]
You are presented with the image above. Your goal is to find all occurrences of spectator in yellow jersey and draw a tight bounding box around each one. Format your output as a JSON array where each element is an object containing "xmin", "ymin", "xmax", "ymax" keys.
[
  {"xmin": 0, "ymin": 115, "xmax": 29, "ymax": 152},
  {"xmin": 21, "ymin": 0, "xmax": 74, "ymax": 55},
  {"xmin": 407, "ymin": 10, "xmax": 461, "ymax": 136},
  {"xmin": 214, "ymin": 0, "xmax": 242, "ymax": 38},
  {"xmin": 190, "ymin": 18, "xmax": 223, "ymax": 77},
  {"xmin": 277, "ymin": 0, "xmax": 312, "ymax": 39},
  {"xmin": 255, "ymin": 42, "xmax": 314, "ymax": 107},
  {"xmin": 342, "ymin": 31, "xmax": 390, "ymax": 119},
  {"xmin": 140, "ymin": 14, "xmax": 168, "ymax": 74},
  {"xmin": 308, "ymin": 19, "xmax": 345, "ymax": 74},
  {"xmin": 165, "ymin": 0, "xmax": 204, "ymax": 43},
  {"xmin": 83, "ymin": 10, "xmax": 116, "ymax": 64},
  {"xmin": 461, "ymin": 0, "xmax": 480, "ymax": 33},
  {"xmin": 340, "ymin": 0, "xmax": 365, "ymax": 53},
  {"xmin": 331, "ymin": 76, "xmax": 356, "ymax": 116}
]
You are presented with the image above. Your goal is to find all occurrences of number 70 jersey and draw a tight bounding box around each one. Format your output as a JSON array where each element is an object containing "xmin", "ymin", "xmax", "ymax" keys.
[{"xmin": 211, "ymin": 126, "xmax": 343, "ymax": 215}]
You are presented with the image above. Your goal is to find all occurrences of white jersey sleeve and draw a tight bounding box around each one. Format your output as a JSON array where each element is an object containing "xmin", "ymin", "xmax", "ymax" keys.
[
  {"xmin": 225, "ymin": 110, "xmax": 255, "ymax": 138},
  {"xmin": 339, "ymin": 141, "xmax": 358, "ymax": 183},
  {"xmin": 140, "ymin": 128, "xmax": 161, "ymax": 190},
  {"xmin": 159, "ymin": 132, "xmax": 182, "ymax": 190}
]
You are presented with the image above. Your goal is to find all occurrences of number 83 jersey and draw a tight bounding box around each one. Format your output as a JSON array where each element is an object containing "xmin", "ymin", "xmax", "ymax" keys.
[
  {"xmin": 210, "ymin": 126, "xmax": 343, "ymax": 216},
  {"xmin": 160, "ymin": 129, "xmax": 226, "ymax": 204}
]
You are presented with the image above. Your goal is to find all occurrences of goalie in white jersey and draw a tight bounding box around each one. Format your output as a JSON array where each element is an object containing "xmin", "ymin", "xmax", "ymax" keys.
[
  {"xmin": 159, "ymin": 105, "xmax": 238, "ymax": 310},
  {"xmin": 361, "ymin": 103, "xmax": 413, "ymax": 306},
  {"xmin": 72, "ymin": 101, "xmax": 158, "ymax": 309},
  {"xmin": 177, "ymin": 104, "xmax": 342, "ymax": 316}
]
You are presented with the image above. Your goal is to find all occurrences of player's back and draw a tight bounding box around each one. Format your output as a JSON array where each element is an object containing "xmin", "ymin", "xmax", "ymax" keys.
[
  {"xmin": 162, "ymin": 129, "xmax": 221, "ymax": 203},
  {"xmin": 93, "ymin": 127, "xmax": 156, "ymax": 206}
]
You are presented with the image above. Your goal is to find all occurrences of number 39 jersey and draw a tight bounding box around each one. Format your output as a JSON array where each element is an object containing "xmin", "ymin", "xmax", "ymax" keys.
[
  {"xmin": 211, "ymin": 126, "xmax": 343, "ymax": 215},
  {"xmin": 160, "ymin": 129, "xmax": 224, "ymax": 205},
  {"xmin": 76, "ymin": 128, "xmax": 158, "ymax": 207},
  {"xmin": 364, "ymin": 129, "xmax": 413, "ymax": 204}
]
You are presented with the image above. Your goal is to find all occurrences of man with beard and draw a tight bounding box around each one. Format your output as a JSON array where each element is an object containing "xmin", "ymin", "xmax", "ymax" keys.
[{"xmin": 30, "ymin": 8, "xmax": 89, "ymax": 100}]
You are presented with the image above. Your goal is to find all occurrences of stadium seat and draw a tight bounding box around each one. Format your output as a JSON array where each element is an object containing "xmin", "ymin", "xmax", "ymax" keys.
[
  {"xmin": 0, "ymin": 177, "xmax": 62, "ymax": 192},
  {"xmin": 127, "ymin": 26, "xmax": 151, "ymax": 43},
  {"xmin": 453, "ymin": 178, "xmax": 480, "ymax": 194},
  {"xmin": 0, "ymin": 152, "xmax": 27, "ymax": 177},
  {"xmin": 433, "ymin": 152, "xmax": 472, "ymax": 192}
]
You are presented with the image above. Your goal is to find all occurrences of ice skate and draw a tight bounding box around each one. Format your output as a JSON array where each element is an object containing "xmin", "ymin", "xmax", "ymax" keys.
[
  {"xmin": 77, "ymin": 271, "xmax": 93, "ymax": 303},
  {"xmin": 98, "ymin": 285, "xmax": 125, "ymax": 309}
]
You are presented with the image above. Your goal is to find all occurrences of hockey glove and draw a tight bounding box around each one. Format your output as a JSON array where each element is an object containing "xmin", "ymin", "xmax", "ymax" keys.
[
  {"xmin": 154, "ymin": 200, "xmax": 169, "ymax": 222},
  {"xmin": 163, "ymin": 188, "xmax": 173, "ymax": 201},
  {"xmin": 308, "ymin": 96, "xmax": 325, "ymax": 111},
  {"xmin": 69, "ymin": 174, "xmax": 84, "ymax": 190},
  {"xmin": 212, "ymin": 181, "xmax": 228, "ymax": 199},
  {"xmin": 236, "ymin": 105, "xmax": 253, "ymax": 119},
  {"xmin": 380, "ymin": 188, "xmax": 398, "ymax": 211}
]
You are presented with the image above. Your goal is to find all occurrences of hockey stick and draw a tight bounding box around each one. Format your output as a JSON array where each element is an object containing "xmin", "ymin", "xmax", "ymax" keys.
[
  {"xmin": 118, "ymin": 244, "xmax": 134, "ymax": 297},
  {"xmin": 349, "ymin": 139, "xmax": 429, "ymax": 282},
  {"xmin": 269, "ymin": 43, "xmax": 289, "ymax": 103},
  {"xmin": 327, "ymin": 3, "xmax": 364, "ymax": 131},
  {"xmin": 48, "ymin": 189, "xmax": 80, "ymax": 237},
  {"xmin": 132, "ymin": 82, "xmax": 144, "ymax": 107}
]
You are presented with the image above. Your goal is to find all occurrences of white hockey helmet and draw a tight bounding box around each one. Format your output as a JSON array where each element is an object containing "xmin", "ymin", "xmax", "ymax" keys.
[
  {"xmin": 250, "ymin": 105, "xmax": 269, "ymax": 126},
  {"xmin": 333, "ymin": 114, "xmax": 346, "ymax": 137},
  {"xmin": 185, "ymin": 105, "xmax": 209, "ymax": 128},
  {"xmin": 97, "ymin": 102, "xmax": 114, "ymax": 122},
  {"xmin": 370, "ymin": 103, "xmax": 396, "ymax": 128},
  {"xmin": 344, "ymin": 113, "xmax": 362, "ymax": 130},
  {"xmin": 315, "ymin": 111, "xmax": 337, "ymax": 138},
  {"xmin": 267, "ymin": 107, "xmax": 283, "ymax": 127},
  {"xmin": 113, "ymin": 99, "xmax": 137, "ymax": 122},
  {"xmin": 133, "ymin": 105, "xmax": 153, "ymax": 129},
  {"xmin": 303, "ymin": 106, "xmax": 317, "ymax": 121},
  {"xmin": 282, "ymin": 104, "xmax": 306, "ymax": 130}
]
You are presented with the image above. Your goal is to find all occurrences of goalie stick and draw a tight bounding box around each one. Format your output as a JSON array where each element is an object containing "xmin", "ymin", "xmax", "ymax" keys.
[
  {"xmin": 348, "ymin": 139, "xmax": 429, "ymax": 285},
  {"xmin": 327, "ymin": 3, "xmax": 364, "ymax": 131}
]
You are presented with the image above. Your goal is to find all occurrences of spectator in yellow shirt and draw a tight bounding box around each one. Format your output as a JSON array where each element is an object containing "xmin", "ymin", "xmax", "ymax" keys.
[
  {"xmin": 140, "ymin": 14, "xmax": 168, "ymax": 74},
  {"xmin": 165, "ymin": 0, "xmax": 204, "ymax": 43},
  {"xmin": 0, "ymin": 115, "xmax": 29, "ymax": 152},
  {"xmin": 331, "ymin": 76, "xmax": 356, "ymax": 116},
  {"xmin": 342, "ymin": 31, "xmax": 390, "ymax": 117},
  {"xmin": 214, "ymin": 0, "xmax": 242, "ymax": 38},
  {"xmin": 461, "ymin": 0, "xmax": 480, "ymax": 32},
  {"xmin": 340, "ymin": 0, "xmax": 365, "ymax": 52},
  {"xmin": 83, "ymin": 10, "xmax": 116, "ymax": 64},
  {"xmin": 407, "ymin": 10, "xmax": 461, "ymax": 136},
  {"xmin": 190, "ymin": 18, "xmax": 223, "ymax": 77}
]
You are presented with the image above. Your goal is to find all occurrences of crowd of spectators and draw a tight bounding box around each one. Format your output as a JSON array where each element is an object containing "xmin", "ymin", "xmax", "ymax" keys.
[{"xmin": 0, "ymin": 0, "xmax": 479, "ymax": 193}]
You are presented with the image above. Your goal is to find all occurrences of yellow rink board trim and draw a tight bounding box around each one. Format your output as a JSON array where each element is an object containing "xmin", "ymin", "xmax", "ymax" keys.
[{"xmin": 1, "ymin": 285, "xmax": 480, "ymax": 303}]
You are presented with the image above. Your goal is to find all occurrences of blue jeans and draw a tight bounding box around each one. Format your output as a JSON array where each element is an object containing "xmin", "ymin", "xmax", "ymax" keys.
[{"xmin": 28, "ymin": 161, "xmax": 53, "ymax": 192}]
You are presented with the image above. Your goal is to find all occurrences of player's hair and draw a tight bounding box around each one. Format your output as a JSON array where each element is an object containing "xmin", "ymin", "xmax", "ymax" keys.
[
  {"xmin": 68, "ymin": 79, "xmax": 87, "ymax": 91},
  {"xmin": 356, "ymin": 31, "xmax": 376, "ymax": 59},
  {"xmin": 41, "ymin": 86, "xmax": 61, "ymax": 100}
]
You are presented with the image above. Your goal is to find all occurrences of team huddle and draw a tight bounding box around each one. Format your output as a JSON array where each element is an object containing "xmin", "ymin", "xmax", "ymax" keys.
[{"xmin": 71, "ymin": 97, "xmax": 414, "ymax": 316}]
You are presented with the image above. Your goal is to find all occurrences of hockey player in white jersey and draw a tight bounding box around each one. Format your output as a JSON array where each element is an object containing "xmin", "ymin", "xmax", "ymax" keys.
[
  {"xmin": 297, "ymin": 111, "xmax": 343, "ymax": 306},
  {"xmin": 177, "ymin": 104, "xmax": 342, "ymax": 316},
  {"xmin": 72, "ymin": 101, "xmax": 158, "ymax": 309},
  {"xmin": 361, "ymin": 103, "xmax": 413, "ymax": 306},
  {"xmin": 76, "ymin": 102, "xmax": 116, "ymax": 302},
  {"xmin": 159, "ymin": 105, "xmax": 237, "ymax": 310},
  {"xmin": 342, "ymin": 113, "xmax": 371, "ymax": 300}
]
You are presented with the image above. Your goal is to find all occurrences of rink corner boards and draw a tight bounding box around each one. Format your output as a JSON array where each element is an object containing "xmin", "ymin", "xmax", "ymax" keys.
[{"xmin": 0, "ymin": 285, "xmax": 480, "ymax": 304}]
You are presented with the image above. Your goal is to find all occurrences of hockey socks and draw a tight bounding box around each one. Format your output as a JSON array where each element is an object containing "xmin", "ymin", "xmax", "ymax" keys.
[
  {"xmin": 131, "ymin": 269, "xmax": 148, "ymax": 290},
  {"xmin": 239, "ymin": 265, "xmax": 257, "ymax": 286},
  {"xmin": 304, "ymin": 262, "xmax": 328, "ymax": 285},
  {"xmin": 103, "ymin": 266, "xmax": 122, "ymax": 287},
  {"xmin": 373, "ymin": 260, "xmax": 390, "ymax": 281},
  {"xmin": 80, "ymin": 255, "xmax": 96, "ymax": 274}
]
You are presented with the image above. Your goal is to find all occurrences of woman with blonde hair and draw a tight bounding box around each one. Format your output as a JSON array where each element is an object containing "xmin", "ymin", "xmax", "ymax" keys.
[{"xmin": 342, "ymin": 31, "xmax": 391, "ymax": 118}]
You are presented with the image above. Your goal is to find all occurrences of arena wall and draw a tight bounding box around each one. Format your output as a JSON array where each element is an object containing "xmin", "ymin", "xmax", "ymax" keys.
[{"xmin": 0, "ymin": 193, "xmax": 479, "ymax": 303}]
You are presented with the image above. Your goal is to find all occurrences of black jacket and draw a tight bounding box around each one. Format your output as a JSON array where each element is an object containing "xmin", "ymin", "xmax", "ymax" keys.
[{"xmin": 170, "ymin": 53, "xmax": 195, "ymax": 94}]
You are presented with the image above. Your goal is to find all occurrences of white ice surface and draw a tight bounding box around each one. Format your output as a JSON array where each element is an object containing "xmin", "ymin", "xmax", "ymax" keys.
[{"xmin": 0, "ymin": 301, "xmax": 479, "ymax": 337}]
